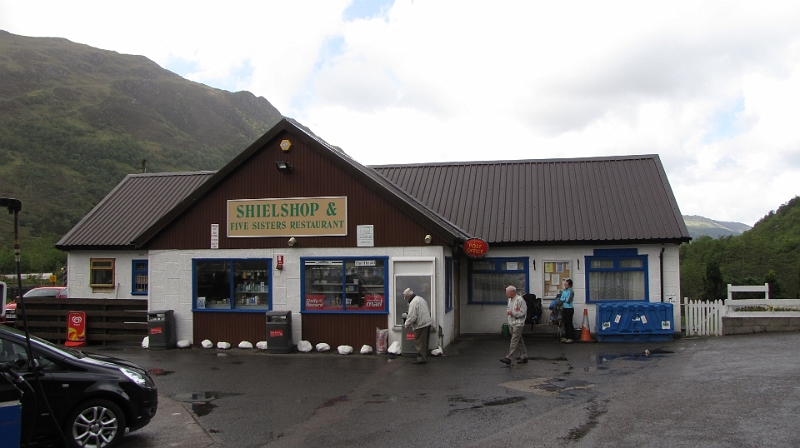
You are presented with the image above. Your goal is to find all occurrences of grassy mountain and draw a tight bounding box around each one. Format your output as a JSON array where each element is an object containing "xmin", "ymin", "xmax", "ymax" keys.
[
  {"xmin": 0, "ymin": 30, "xmax": 282, "ymax": 273},
  {"xmin": 683, "ymin": 215, "xmax": 751, "ymax": 239},
  {"xmin": 680, "ymin": 197, "xmax": 800, "ymax": 299}
]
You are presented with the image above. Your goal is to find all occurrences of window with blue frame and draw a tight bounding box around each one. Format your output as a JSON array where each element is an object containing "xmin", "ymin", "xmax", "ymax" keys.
[
  {"xmin": 445, "ymin": 257, "xmax": 454, "ymax": 312},
  {"xmin": 132, "ymin": 260, "xmax": 148, "ymax": 295},
  {"xmin": 585, "ymin": 249, "xmax": 648, "ymax": 302},
  {"xmin": 302, "ymin": 257, "xmax": 388, "ymax": 313},
  {"xmin": 193, "ymin": 258, "xmax": 271, "ymax": 311},
  {"xmin": 468, "ymin": 257, "xmax": 528, "ymax": 304}
]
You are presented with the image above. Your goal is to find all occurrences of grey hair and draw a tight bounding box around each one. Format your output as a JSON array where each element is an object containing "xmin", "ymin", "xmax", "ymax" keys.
[{"xmin": 506, "ymin": 285, "xmax": 517, "ymax": 293}]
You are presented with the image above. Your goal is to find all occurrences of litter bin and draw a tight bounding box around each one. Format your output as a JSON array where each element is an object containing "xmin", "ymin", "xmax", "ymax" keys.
[
  {"xmin": 400, "ymin": 313, "xmax": 416, "ymax": 357},
  {"xmin": 265, "ymin": 311, "xmax": 292, "ymax": 353},
  {"xmin": 147, "ymin": 310, "xmax": 176, "ymax": 349}
]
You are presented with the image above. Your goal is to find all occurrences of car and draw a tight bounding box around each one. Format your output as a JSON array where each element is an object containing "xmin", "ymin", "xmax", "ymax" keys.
[
  {"xmin": 0, "ymin": 324, "xmax": 158, "ymax": 448},
  {"xmin": 4, "ymin": 286, "xmax": 69, "ymax": 325}
]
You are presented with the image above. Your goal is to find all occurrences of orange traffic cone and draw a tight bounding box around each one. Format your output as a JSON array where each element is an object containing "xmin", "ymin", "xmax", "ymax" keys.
[{"xmin": 578, "ymin": 308, "xmax": 593, "ymax": 342}]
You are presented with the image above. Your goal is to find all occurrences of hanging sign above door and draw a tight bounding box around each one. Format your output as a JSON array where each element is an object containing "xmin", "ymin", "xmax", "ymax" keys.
[{"xmin": 462, "ymin": 238, "xmax": 489, "ymax": 258}]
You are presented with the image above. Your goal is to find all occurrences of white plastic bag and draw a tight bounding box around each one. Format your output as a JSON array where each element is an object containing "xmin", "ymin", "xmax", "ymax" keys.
[
  {"xmin": 388, "ymin": 341, "xmax": 402, "ymax": 355},
  {"xmin": 217, "ymin": 341, "xmax": 231, "ymax": 350},
  {"xmin": 238, "ymin": 341, "xmax": 253, "ymax": 349},
  {"xmin": 177, "ymin": 340, "xmax": 191, "ymax": 348},
  {"xmin": 316, "ymin": 342, "xmax": 331, "ymax": 352},
  {"xmin": 141, "ymin": 336, "xmax": 149, "ymax": 349},
  {"xmin": 201, "ymin": 339, "xmax": 213, "ymax": 349},
  {"xmin": 360, "ymin": 345, "xmax": 373, "ymax": 354},
  {"xmin": 337, "ymin": 345, "xmax": 353, "ymax": 355},
  {"xmin": 256, "ymin": 341, "xmax": 269, "ymax": 350},
  {"xmin": 431, "ymin": 347, "xmax": 443, "ymax": 356},
  {"xmin": 297, "ymin": 340, "xmax": 312, "ymax": 352}
]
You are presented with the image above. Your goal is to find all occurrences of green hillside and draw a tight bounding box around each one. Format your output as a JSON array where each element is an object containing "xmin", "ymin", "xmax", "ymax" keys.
[
  {"xmin": 0, "ymin": 31, "xmax": 282, "ymax": 276},
  {"xmin": 680, "ymin": 196, "xmax": 800, "ymax": 299}
]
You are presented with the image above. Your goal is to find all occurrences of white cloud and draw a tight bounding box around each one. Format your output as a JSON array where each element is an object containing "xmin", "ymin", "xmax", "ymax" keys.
[{"xmin": 1, "ymin": 0, "xmax": 799, "ymax": 226}]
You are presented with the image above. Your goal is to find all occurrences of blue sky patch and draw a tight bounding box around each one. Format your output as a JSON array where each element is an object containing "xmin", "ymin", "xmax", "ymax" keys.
[
  {"xmin": 343, "ymin": 0, "xmax": 395, "ymax": 21},
  {"xmin": 703, "ymin": 93, "xmax": 745, "ymax": 144}
]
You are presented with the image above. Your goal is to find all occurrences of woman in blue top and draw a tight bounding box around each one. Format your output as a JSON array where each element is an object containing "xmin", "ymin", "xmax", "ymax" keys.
[{"xmin": 559, "ymin": 278, "xmax": 575, "ymax": 343}]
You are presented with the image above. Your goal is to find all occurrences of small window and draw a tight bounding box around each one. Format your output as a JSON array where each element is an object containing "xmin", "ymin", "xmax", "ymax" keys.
[
  {"xmin": 445, "ymin": 257, "xmax": 454, "ymax": 313},
  {"xmin": 468, "ymin": 257, "xmax": 528, "ymax": 304},
  {"xmin": 90, "ymin": 259, "xmax": 115, "ymax": 287},
  {"xmin": 132, "ymin": 260, "xmax": 148, "ymax": 295}
]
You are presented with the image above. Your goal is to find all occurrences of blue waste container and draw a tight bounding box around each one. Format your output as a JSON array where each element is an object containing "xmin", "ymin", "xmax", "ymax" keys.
[
  {"xmin": 0, "ymin": 381, "xmax": 21, "ymax": 446},
  {"xmin": 596, "ymin": 302, "xmax": 674, "ymax": 342}
]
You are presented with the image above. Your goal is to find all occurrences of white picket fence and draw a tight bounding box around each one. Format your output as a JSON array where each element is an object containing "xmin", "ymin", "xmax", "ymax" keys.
[
  {"xmin": 683, "ymin": 283, "xmax": 800, "ymax": 336},
  {"xmin": 683, "ymin": 297, "xmax": 724, "ymax": 336}
]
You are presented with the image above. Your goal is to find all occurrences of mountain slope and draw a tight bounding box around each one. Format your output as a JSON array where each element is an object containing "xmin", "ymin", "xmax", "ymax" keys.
[
  {"xmin": 0, "ymin": 30, "xmax": 282, "ymax": 242},
  {"xmin": 683, "ymin": 215, "xmax": 752, "ymax": 239}
]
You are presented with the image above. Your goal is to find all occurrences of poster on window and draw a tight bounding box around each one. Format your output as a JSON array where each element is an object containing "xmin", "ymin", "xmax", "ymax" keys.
[{"xmin": 543, "ymin": 261, "xmax": 570, "ymax": 298}]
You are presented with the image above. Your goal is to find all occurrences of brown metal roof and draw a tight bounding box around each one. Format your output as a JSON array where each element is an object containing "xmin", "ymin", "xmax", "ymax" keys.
[
  {"xmin": 134, "ymin": 118, "xmax": 472, "ymax": 248},
  {"xmin": 57, "ymin": 171, "xmax": 214, "ymax": 249},
  {"xmin": 371, "ymin": 155, "xmax": 690, "ymax": 245}
]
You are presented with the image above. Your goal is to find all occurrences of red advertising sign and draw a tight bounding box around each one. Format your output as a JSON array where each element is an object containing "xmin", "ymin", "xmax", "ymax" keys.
[
  {"xmin": 462, "ymin": 238, "xmax": 489, "ymax": 258},
  {"xmin": 270, "ymin": 329, "xmax": 284, "ymax": 338},
  {"xmin": 150, "ymin": 327, "xmax": 163, "ymax": 335},
  {"xmin": 66, "ymin": 311, "xmax": 87, "ymax": 347}
]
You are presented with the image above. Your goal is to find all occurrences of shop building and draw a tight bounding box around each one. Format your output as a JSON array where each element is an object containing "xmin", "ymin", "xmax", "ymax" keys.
[{"xmin": 57, "ymin": 118, "xmax": 690, "ymax": 350}]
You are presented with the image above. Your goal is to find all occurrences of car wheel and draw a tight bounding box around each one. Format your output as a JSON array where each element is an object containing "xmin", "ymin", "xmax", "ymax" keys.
[{"xmin": 65, "ymin": 399, "xmax": 127, "ymax": 448}]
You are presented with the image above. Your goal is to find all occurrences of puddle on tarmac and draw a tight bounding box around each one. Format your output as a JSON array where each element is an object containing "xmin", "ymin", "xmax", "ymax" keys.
[
  {"xmin": 500, "ymin": 378, "xmax": 595, "ymax": 396},
  {"xmin": 484, "ymin": 396, "xmax": 526, "ymax": 406},
  {"xmin": 597, "ymin": 348, "xmax": 674, "ymax": 364},
  {"xmin": 172, "ymin": 391, "xmax": 242, "ymax": 416},
  {"xmin": 319, "ymin": 395, "xmax": 348, "ymax": 409}
]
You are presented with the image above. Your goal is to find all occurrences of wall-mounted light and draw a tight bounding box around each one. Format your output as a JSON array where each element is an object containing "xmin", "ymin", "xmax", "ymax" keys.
[
  {"xmin": 287, "ymin": 237, "xmax": 297, "ymax": 247},
  {"xmin": 424, "ymin": 234, "xmax": 432, "ymax": 244},
  {"xmin": 276, "ymin": 161, "xmax": 293, "ymax": 173}
]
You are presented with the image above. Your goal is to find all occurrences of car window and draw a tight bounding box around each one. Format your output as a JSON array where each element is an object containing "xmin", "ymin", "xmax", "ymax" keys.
[
  {"xmin": 24, "ymin": 289, "xmax": 59, "ymax": 298},
  {"xmin": 0, "ymin": 338, "xmax": 65, "ymax": 372}
]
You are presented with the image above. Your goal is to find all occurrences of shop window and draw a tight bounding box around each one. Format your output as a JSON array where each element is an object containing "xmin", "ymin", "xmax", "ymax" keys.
[
  {"xmin": 302, "ymin": 257, "xmax": 388, "ymax": 313},
  {"xmin": 193, "ymin": 259, "xmax": 271, "ymax": 312},
  {"xmin": 132, "ymin": 260, "xmax": 148, "ymax": 295},
  {"xmin": 585, "ymin": 249, "xmax": 648, "ymax": 302},
  {"xmin": 468, "ymin": 257, "xmax": 528, "ymax": 304},
  {"xmin": 445, "ymin": 257, "xmax": 454, "ymax": 312},
  {"xmin": 90, "ymin": 259, "xmax": 115, "ymax": 288}
]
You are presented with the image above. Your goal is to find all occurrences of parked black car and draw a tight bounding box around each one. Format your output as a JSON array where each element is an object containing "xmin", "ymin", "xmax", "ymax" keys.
[{"xmin": 0, "ymin": 325, "xmax": 158, "ymax": 447}]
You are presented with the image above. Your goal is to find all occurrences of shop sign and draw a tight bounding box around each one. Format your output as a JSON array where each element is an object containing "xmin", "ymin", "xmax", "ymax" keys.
[
  {"xmin": 228, "ymin": 196, "xmax": 347, "ymax": 238},
  {"xmin": 462, "ymin": 238, "xmax": 489, "ymax": 258}
]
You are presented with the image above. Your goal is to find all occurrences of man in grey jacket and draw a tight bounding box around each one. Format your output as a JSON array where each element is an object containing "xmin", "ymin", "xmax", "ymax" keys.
[
  {"xmin": 500, "ymin": 285, "xmax": 528, "ymax": 365},
  {"xmin": 403, "ymin": 288, "xmax": 432, "ymax": 364}
]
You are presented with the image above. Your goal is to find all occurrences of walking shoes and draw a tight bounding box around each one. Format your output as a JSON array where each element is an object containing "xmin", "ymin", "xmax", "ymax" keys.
[{"xmin": 499, "ymin": 357, "xmax": 512, "ymax": 365}]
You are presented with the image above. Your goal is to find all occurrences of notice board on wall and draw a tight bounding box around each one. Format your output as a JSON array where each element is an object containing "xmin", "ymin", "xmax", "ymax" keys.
[{"xmin": 543, "ymin": 261, "xmax": 571, "ymax": 299}]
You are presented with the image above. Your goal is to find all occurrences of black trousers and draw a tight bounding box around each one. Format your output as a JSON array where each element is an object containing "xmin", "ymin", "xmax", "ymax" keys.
[{"xmin": 563, "ymin": 308, "xmax": 576, "ymax": 340}]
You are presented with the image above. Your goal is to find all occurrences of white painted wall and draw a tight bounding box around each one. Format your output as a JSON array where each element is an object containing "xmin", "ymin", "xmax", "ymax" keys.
[
  {"xmin": 458, "ymin": 244, "xmax": 683, "ymax": 335},
  {"xmin": 67, "ymin": 250, "xmax": 150, "ymax": 299},
  {"xmin": 147, "ymin": 245, "xmax": 447, "ymax": 347}
]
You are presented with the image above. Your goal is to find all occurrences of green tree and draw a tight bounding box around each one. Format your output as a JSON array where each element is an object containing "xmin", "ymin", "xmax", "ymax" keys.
[
  {"xmin": 702, "ymin": 260, "xmax": 726, "ymax": 301},
  {"xmin": 764, "ymin": 270, "xmax": 783, "ymax": 298}
]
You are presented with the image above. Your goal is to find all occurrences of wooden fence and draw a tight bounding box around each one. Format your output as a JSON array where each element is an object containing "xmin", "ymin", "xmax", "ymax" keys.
[{"xmin": 13, "ymin": 297, "xmax": 149, "ymax": 345}]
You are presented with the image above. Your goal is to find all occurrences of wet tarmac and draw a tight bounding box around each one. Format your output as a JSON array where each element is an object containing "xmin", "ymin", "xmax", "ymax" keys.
[{"xmin": 104, "ymin": 331, "xmax": 800, "ymax": 448}]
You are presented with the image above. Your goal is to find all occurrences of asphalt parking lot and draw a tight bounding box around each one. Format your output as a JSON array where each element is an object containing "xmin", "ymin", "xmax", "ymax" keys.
[{"xmin": 105, "ymin": 331, "xmax": 800, "ymax": 448}]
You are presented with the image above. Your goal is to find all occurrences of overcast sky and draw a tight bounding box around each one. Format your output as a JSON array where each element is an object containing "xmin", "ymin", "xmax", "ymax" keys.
[{"xmin": 1, "ymin": 0, "xmax": 798, "ymax": 226}]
